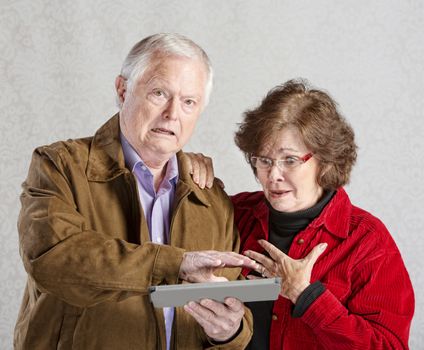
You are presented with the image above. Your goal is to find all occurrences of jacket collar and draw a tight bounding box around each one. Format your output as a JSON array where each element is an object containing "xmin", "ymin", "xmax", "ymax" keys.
[
  {"xmin": 252, "ymin": 198, "xmax": 270, "ymax": 235},
  {"xmin": 250, "ymin": 188, "xmax": 352, "ymax": 240},
  {"xmin": 175, "ymin": 152, "xmax": 211, "ymax": 207},
  {"xmin": 87, "ymin": 114, "xmax": 126, "ymax": 182},
  {"xmin": 308, "ymin": 187, "xmax": 351, "ymax": 239},
  {"xmin": 86, "ymin": 114, "xmax": 210, "ymax": 207}
]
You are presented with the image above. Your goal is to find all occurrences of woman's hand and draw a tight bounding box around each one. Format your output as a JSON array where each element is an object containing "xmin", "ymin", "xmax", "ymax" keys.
[{"xmin": 244, "ymin": 239, "xmax": 327, "ymax": 303}]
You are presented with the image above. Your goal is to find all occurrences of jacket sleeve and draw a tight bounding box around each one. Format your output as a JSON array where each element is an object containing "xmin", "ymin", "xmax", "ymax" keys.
[
  {"xmin": 18, "ymin": 147, "xmax": 185, "ymax": 308},
  {"xmin": 300, "ymin": 237, "xmax": 414, "ymax": 349}
]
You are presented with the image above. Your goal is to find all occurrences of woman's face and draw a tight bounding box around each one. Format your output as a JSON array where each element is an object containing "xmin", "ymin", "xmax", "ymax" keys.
[{"xmin": 255, "ymin": 127, "xmax": 323, "ymax": 213}]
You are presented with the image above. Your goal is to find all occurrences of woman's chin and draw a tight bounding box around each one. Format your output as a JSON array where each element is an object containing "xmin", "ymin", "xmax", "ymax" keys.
[{"xmin": 267, "ymin": 198, "xmax": 296, "ymax": 213}]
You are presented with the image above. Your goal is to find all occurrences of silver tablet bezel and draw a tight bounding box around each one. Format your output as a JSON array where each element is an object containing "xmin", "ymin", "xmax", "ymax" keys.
[{"xmin": 149, "ymin": 278, "xmax": 281, "ymax": 308}]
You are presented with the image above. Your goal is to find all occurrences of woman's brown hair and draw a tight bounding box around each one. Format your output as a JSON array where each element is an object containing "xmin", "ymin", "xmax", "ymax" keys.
[{"xmin": 235, "ymin": 79, "xmax": 357, "ymax": 190}]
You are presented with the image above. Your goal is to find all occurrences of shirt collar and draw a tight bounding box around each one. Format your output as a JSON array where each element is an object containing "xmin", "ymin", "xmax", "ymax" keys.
[{"xmin": 120, "ymin": 132, "xmax": 179, "ymax": 184}]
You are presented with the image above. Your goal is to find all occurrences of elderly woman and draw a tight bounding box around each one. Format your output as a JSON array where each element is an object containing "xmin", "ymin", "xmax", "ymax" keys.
[{"xmin": 187, "ymin": 79, "xmax": 414, "ymax": 349}]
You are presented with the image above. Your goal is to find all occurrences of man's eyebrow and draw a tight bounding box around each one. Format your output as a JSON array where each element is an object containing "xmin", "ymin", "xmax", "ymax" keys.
[
  {"xmin": 141, "ymin": 74, "xmax": 203, "ymax": 101},
  {"xmin": 182, "ymin": 93, "xmax": 202, "ymax": 100}
]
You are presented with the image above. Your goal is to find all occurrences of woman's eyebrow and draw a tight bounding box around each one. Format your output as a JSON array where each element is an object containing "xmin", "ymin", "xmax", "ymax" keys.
[{"xmin": 276, "ymin": 147, "xmax": 300, "ymax": 153}]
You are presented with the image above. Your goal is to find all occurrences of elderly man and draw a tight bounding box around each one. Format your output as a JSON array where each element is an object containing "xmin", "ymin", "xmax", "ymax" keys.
[{"xmin": 14, "ymin": 33, "xmax": 256, "ymax": 349}]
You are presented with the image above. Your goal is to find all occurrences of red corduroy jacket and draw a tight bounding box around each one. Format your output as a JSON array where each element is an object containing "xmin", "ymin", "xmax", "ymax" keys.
[{"xmin": 232, "ymin": 188, "xmax": 414, "ymax": 350}]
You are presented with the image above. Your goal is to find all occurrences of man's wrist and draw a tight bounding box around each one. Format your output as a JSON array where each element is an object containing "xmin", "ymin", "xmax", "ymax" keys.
[{"xmin": 209, "ymin": 321, "xmax": 242, "ymax": 345}]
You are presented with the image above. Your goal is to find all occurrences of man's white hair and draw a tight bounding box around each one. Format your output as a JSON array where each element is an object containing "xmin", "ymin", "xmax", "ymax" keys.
[{"xmin": 117, "ymin": 33, "xmax": 213, "ymax": 108}]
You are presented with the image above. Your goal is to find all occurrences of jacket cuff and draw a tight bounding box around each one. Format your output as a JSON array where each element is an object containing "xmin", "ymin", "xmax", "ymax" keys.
[
  {"xmin": 151, "ymin": 244, "xmax": 185, "ymax": 285},
  {"xmin": 292, "ymin": 281, "xmax": 326, "ymax": 318},
  {"xmin": 300, "ymin": 289, "xmax": 347, "ymax": 328}
]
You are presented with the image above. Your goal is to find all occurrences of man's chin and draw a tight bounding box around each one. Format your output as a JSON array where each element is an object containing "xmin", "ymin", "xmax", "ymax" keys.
[{"xmin": 149, "ymin": 145, "xmax": 180, "ymax": 158}]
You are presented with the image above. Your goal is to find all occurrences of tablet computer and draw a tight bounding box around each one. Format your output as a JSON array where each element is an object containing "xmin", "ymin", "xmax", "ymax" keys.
[{"xmin": 149, "ymin": 278, "xmax": 281, "ymax": 308}]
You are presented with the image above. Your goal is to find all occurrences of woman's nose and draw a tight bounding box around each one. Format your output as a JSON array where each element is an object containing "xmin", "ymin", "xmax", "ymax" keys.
[{"xmin": 268, "ymin": 163, "xmax": 285, "ymax": 182}]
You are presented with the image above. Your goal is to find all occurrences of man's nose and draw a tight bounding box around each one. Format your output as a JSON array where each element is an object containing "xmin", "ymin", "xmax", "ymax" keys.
[{"xmin": 163, "ymin": 98, "xmax": 179, "ymax": 120}]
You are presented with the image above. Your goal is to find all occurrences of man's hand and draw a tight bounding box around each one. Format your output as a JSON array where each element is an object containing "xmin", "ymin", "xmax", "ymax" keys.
[
  {"xmin": 244, "ymin": 239, "xmax": 327, "ymax": 303},
  {"xmin": 179, "ymin": 250, "xmax": 259, "ymax": 283},
  {"xmin": 184, "ymin": 297, "xmax": 244, "ymax": 342},
  {"xmin": 183, "ymin": 152, "xmax": 216, "ymax": 189}
]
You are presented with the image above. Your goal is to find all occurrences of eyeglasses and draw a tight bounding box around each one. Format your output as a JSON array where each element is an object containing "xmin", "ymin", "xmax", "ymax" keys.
[{"xmin": 250, "ymin": 153, "xmax": 313, "ymax": 171}]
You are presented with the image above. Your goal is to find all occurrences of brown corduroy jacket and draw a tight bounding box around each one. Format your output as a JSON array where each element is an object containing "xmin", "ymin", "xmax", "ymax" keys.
[{"xmin": 14, "ymin": 114, "xmax": 253, "ymax": 349}]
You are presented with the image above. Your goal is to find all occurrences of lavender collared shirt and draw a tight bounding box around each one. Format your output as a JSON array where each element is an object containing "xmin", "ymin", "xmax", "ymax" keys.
[{"xmin": 121, "ymin": 133, "xmax": 178, "ymax": 350}]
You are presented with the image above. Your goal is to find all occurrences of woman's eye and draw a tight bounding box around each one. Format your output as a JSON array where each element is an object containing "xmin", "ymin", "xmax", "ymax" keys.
[
  {"xmin": 258, "ymin": 158, "xmax": 271, "ymax": 166},
  {"xmin": 284, "ymin": 157, "xmax": 299, "ymax": 165}
]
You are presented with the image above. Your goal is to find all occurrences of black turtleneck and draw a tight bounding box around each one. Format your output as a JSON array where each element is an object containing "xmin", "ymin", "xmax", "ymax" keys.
[
  {"xmin": 245, "ymin": 191, "xmax": 334, "ymax": 350},
  {"xmin": 267, "ymin": 190, "xmax": 334, "ymax": 252}
]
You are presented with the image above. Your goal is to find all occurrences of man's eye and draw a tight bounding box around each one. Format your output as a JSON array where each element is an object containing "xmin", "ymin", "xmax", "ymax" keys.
[
  {"xmin": 184, "ymin": 99, "xmax": 195, "ymax": 106},
  {"xmin": 153, "ymin": 90, "xmax": 164, "ymax": 97}
]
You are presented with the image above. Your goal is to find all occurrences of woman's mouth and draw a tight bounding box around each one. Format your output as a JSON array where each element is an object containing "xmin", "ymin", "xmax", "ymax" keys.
[{"xmin": 269, "ymin": 190, "xmax": 291, "ymax": 198}]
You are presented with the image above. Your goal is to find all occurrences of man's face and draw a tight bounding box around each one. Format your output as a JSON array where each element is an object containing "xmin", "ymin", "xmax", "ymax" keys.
[{"xmin": 118, "ymin": 54, "xmax": 208, "ymax": 165}]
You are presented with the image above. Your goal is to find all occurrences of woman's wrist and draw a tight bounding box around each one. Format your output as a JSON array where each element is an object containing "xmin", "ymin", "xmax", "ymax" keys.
[
  {"xmin": 292, "ymin": 281, "xmax": 326, "ymax": 318},
  {"xmin": 284, "ymin": 282, "xmax": 311, "ymax": 304}
]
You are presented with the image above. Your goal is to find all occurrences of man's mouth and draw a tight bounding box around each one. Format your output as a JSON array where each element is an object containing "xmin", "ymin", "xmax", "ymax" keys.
[{"xmin": 151, "ymin": 128, "xmax": 175, "ymax": 136}]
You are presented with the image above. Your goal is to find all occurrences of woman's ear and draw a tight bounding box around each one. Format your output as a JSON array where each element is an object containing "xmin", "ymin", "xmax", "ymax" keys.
[
  {"xmin": 115, "ymin": 75, "xmax": 127, "ymax": 104},
  {"xmin": 318, "ymin": 163, "xmax": 332, "ymax": 185},
  {"xmin": 322, "ymin": 163, "xmax": 332, "ymax": 175}
]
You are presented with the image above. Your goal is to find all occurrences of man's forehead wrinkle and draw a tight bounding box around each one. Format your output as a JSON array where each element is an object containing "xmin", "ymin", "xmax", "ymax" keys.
[
  {"xmin": 139, "ymin": 55, "xmax": 170, "ymax": 84},
  {"xmin": 144, "ymin": 74, "xmax": 167, "ymax": 86},
  {"xmin": 142, "ymin": 70, "xmax": 203, "ymax": 100}
]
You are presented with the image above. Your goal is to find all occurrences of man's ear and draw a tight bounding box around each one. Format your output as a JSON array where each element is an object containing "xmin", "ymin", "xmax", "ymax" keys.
[{"xmin": 115, "ymin": 75, "xmax": 127, "ymax": 104}]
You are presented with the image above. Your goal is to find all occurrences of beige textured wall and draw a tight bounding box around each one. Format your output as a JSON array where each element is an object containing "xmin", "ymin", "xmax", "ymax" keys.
[{"xmin": 1, "ymin": 0, "xmax": 423, "ymax": 348}]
